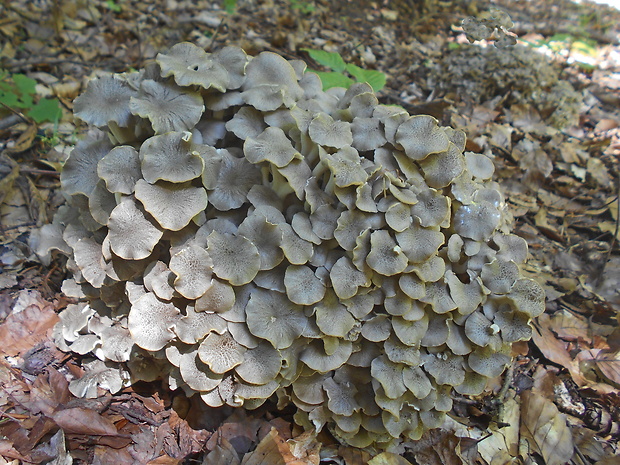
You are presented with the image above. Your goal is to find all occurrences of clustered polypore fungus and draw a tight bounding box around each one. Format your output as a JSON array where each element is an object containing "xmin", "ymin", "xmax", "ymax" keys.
[
  {"xmin": 39, "ymin": 42, "xmax": 545, "ymax": 449},
  {"xmin": 432, "ymin": 44, "xmax": 583, "ymax": 129}
]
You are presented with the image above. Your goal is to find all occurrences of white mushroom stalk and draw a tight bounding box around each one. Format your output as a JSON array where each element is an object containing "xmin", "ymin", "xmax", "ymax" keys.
[{"xmin": 42, "ymin": 42, "xmax": 545, "ymax": 450}]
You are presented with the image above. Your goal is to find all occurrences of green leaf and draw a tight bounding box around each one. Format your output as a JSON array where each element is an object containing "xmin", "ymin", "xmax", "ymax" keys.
[
  {"xmin": 345, "ymin": 64, "xmax": 386, "ymax": 92},
  {"xmin": 312, "ymin": 71, "xmax": 354, "ymax": 90},
  {"xmin": 105, "ymin": 0, "xmax": 122, "ymax": 12},
  {"xmin": 223, "ymin": 0, "xmax": 237, "ymax": 14},
  {"xmin": 302, "ymin": 49, "xmax": 346, "ymax": 72},
  {"xmin": 27, "ymin": 98, "xmax": 62, "ymax": 123},
  {"xmin": 0, "ymin": 88, "xmax": 21, "ymax": 108},
  {"xmin": 12, "ymin": 74, "xmax": 36, "ymax": 96}
]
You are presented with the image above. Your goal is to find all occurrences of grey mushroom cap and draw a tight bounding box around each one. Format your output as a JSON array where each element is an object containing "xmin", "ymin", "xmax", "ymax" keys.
[
  {"xmin": 129, "ymin": 80, "xmax": 204, "ymax": 134},
  {"xmin": 74, "ymin": 75, "xmax": 136, "ymax": 127},
  {"xmin": 156, "ymin": 42, "xmax": 230, "ymax": 91}
]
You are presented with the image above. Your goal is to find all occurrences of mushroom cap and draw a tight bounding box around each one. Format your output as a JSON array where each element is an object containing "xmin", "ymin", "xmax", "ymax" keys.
[
  {"xmin": 464, "ymin": 310, "xmax": 502, "ymax": 348},
  {"xmin": 468, "ymin": 346, "xmax": 511, "ymax": 378},
  {"xmin": 361, "ymin": 315, "xmax": 392, "ymax": 342},
  {"xmin": 139, "ymin": 132, "xmax": 204, "ymax": 184},
  {"xmin": 351, "ymin": 117, "xmax": 387, "ymax": 151},
  {"xmin": 97, "ymin": 145, "xmax": 141, "ymax": 195},
  {"xmin": 74, "ymin": 75, "xmax": 136, "ymax": 127},
  {"xmin": 314, "ymin": 290, "xmax": 357, "ymax": 338},
  {"xmin": 245, "ymin": 288, "xmax": 307, "ymax": 349},
  {"xmin": 97, "ymin": 324, "xmax": 134, "ymax": 363},
  {"xmin": 143, "ymin": 260, "xmax": 175, "ymax": 301},
  {"xmin": 324, "ymin": 377, "xmax": 360, "ymax": 417},
  {"xmin": 402, "ymin": 366, "xmax": 432, "ymax": 399},
  {"xmin": 371, "ymin": 355, "xmax": 407, "ymax": 400},
  {"xmin": 453, "ymin": 201, "xmax": 502, "ymax": 241},
  {"xmin": 395, "ymin": 219, "xmax": 444, "ymax": 264},
  {"xmin": 330, "ymin": 256, "xmax": 371, "ymax": 300},
  {"xmin": 481, "ymin": 259, "xmax": 520, "ymax": 294},
  {"xmin": 507, "ymin": 278, "xmax": 545, "ymax": 317},
  {"xmin": 419, "ymin": 142, "xmax": 465, "ymax": 188},
  {"xmin": 323, "ymin": 146, "xmax": 368, "ymax": 188},
  {"xmin": 366, "ymin": 230, "xmax": 408, "ymax": 276},
  {"xmin": 284, "ymin": 265, "xmax": 326, "ymax": 305},
  {"xmin": 107, "ymin": 197, "xmax": 163, "ymax": 260},
  {"xmin": 241, "ymin": 51, "xmax": 304, "ymax": 110},
  {"xmin": 395, "ymin": 115, "xmax": 449, "ymax": 160},
  {"xmin": 156, "ymin": 42, "xmax": 230, "ymax": 91},
  {"xmin": 244, "ymin": 127, "xmax": 300, "ymax": 167},
  {"xmin": 410, "ymin": 188, "xmax": 450, "ymax": 228},
  {"xmin": 198, "ymin": 331, "xmax": 246, "ymax": 374},
  {"xmin": 207, "ymin": 230, "xmax": 260, "ymax": 285},
  {"xmin": 308, "ymin": 112, "xmax": 353, "ymax": 148},
  {"xmin": 178, "ymin": 350, "xmax": 223, "ymax": 392},
  {"xmin": 72, "ymin": 236, "xmax": 106, "ymax": 288},
  {"xmin": 225, "ymin": 106, "xmax": 266, "ymax": 140},
  {"xmin": 423, "ymin": 352, "xmax": 465, "ymax": 386},
  {"xmin": 173, "ymin": 305, "xmax": 227, "ymax": 344},
  {"xmin": 169, "ymin": 244, "xmax": 214, "ymax": 300},
  {"xmin": 62, "ymin": 138, "xmax": 112, "ymax": 197},
  {"xmin": 195, "ymin": 278, "xmax": 236, "ymax": 313},
  {"xmin": 212, "ymin": 45, "xmax": 248, "ymax": 89},
  {"xmin": 129, "ymin": 80, "xmax": 204, "ymax": 134},
  {"xmin": 466, "ymin": 152, "xmax": 495, "ymax": 180},
  {"xmin": 391, "ymin": 314, "xmax": 429, "ymax": 346},
  {"xmin": 235, "ymin": 341, "xmax": 282, "ymax": 385},
  {"xmin": 135, "ymin": 180, "xmax": 207, "ymax": 231},
  {"xmin": 207, "ymin": 148, "xmax": 261, "ymax": 211},
  {"xmin": 128, "ymin": 293, "xmax": 180, "ymax": 351},
  {"xmin": 299, "ymin": 339, "xmax": 353, "ymax": 373}
]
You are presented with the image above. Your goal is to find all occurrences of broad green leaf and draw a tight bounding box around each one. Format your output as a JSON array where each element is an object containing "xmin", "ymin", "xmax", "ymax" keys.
[
  {"xmin": 223, "ymin": 0, "xmax": 237, "ymax": 14},
  {"xmin": 0, "ymin": 88, "xmax": 21, "ymax": 108},
  {"xmin": 302, "ymin": 49, "xmax": 346, "ymax": 72},
  {"xmin": 105, "ymin": 0, "xmax": 122, "ymax": 12},
  {"xmin": 12, "ymin": 74, "xmax": 36, "ymax": 96},
  {"xmin": 345, "ymin": 64, "xmax": 386, "ymax": 92},
  {"xmin": 312, "ymin": 71, "xmax": 354, "ymax": 90},
  {"xmin": 28, "ymin": 98, "xmax": 62, "ymax": 123},
  {"xmin": 0, "ymin": 74, "xmax": 36, "ymax": 108}
]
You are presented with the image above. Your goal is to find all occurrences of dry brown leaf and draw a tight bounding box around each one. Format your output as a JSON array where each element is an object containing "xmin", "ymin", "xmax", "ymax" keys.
[
  {"xmin": 241, "ymin": 427, "xmax": 313, "ymax": 465},
  {"xmin": 474, "ymin": 390, "xmax": 520, "ymax": 465},
  {"xmin": 531, "ymin": 315, "xmax": 588, "ymax": 386},
  {"xmin": 29, "ymin": 368, "xmax": 71, "ymax": 417},
  {"xmin": 205, "ymin": 411, "xmax": 262, "ymax": 455},
  {"xmin": 520, "ymin": 391, "xmax": 574, "ymax": 465},
  {"xmin": 52, "ymin": 407, "xmax": 118, "ymax": 436},
  {"xmin": 547, "ymin": 309, "xmax": 592, "ymax": 343},
  {"xmin": 92, "ymin": 444, "xmax": 136, "ymax": 465},
  {"xmin": 339, "ymin": 446, "xmax": 372, "ymax": 465},
  {"xmin": 578, "ymin": 348, "xmax": 620, "ymax": 387},
  {"xmin": 203, "ymin": 438, "xmax": 241, "ymax": 465},
  {"xmin": 4, "ymin": 124, "xmax": 38, "ymax": 154},
  {"xmin": 167, "ymin": 410, "xmax": 210, "ymax": 458},
  {"xmin": 240, "ymin": 428, "xmax": 287, "ymax": 465},
  {"xmin": 147, "ymin": 455, "xmax": 182, "ymax": 465},
  {"xmin": 0, "ymin": 303, "xmax": 58, "ymax": 358},
  {"xmin": 288, "ymin": 430, "xmax": 320, "ymax": 465},
  {"xmin": 367, "ymin": 452, "xmax": 414, "ymax": 465},
  {"xmin": 408, "ymin": 430, "xmax": 464, "ymax": 465}
]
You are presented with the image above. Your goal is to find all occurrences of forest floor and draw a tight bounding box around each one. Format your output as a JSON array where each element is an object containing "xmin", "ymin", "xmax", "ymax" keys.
[{"xmin": 1, "ymin": 0, "xmax": 620, "ymax": 464}]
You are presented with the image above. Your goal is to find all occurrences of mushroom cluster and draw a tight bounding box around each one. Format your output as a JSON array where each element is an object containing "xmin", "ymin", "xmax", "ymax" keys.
[
  {"xmin": 431, "ymin": 44, "xmax": 583, "ymax": 129},
  {"xmin": 44, "ymin": 43, "xmax": 545, "ymax": 449}
]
